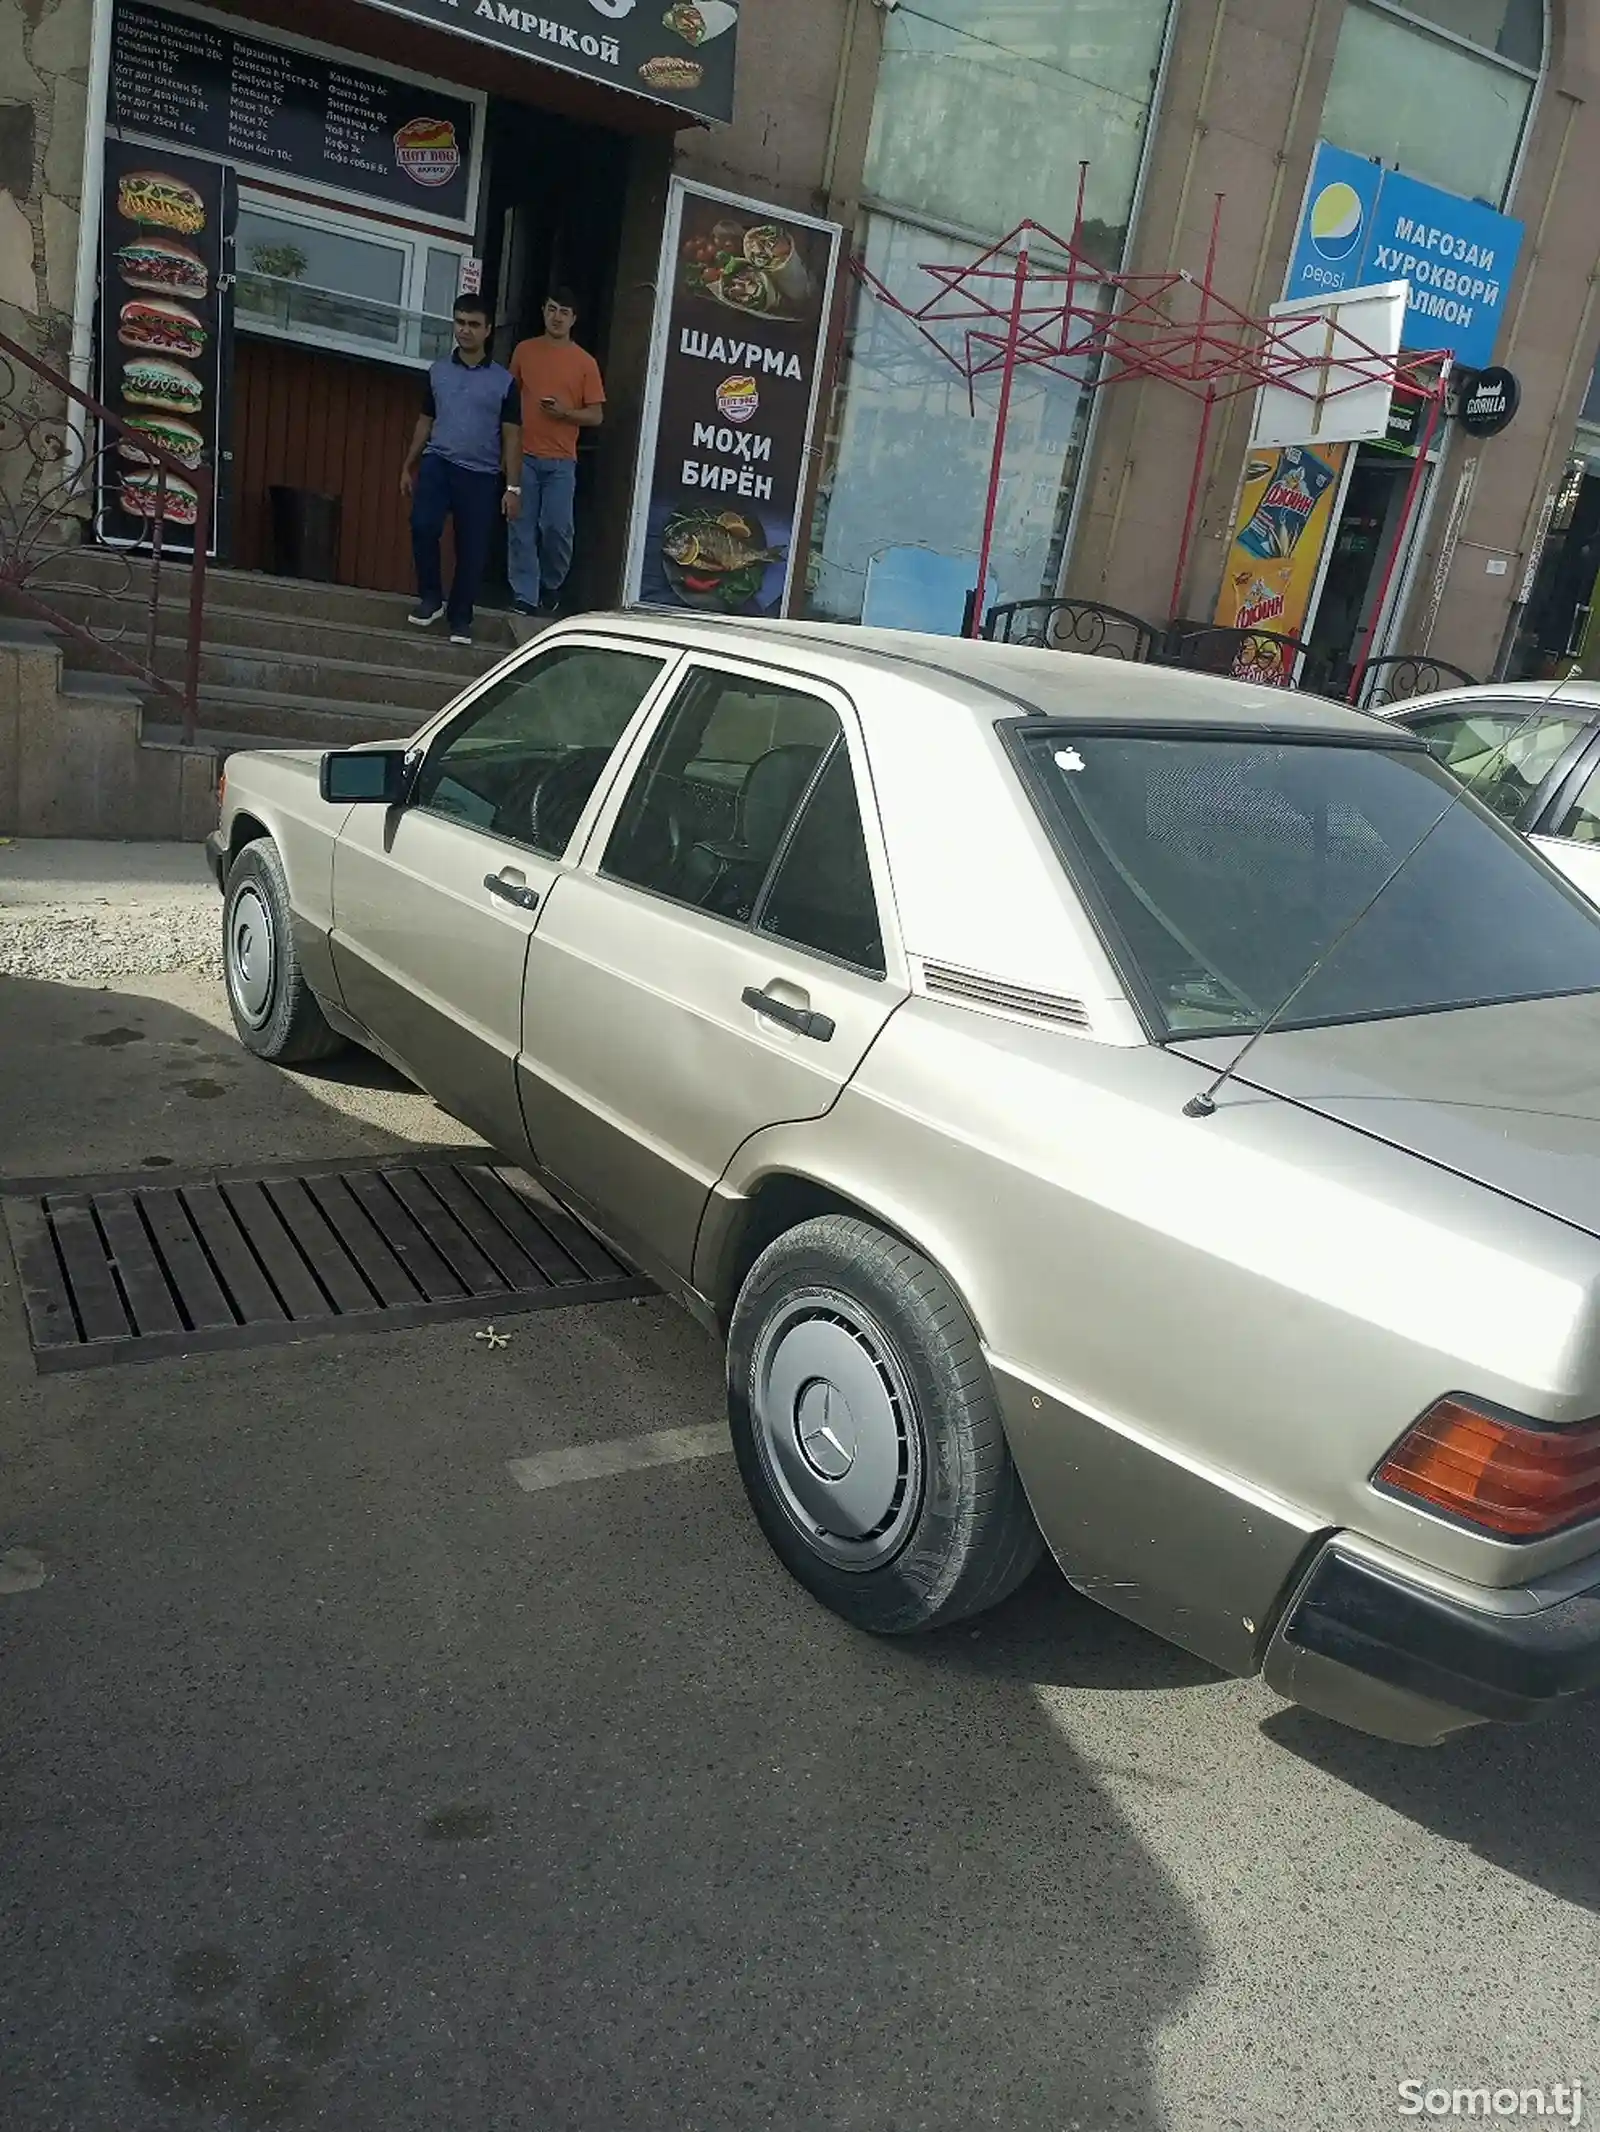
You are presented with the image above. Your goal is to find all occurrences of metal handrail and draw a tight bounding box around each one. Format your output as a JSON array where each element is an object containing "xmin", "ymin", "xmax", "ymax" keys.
[
  {"xmin": 1345, "ymin": 654, "xmax": 1480, "ymax": 709},
  {"xmin": 1156, "ymin": 619, "xmax": 1328, "ymax": 693},
  {"xmin": 0, "ymin": 324, "xmax": 211, "ymax": 742},
  {"xmin": 984, "ymin": 597, "xmax": 1161, "ymax": 662}
]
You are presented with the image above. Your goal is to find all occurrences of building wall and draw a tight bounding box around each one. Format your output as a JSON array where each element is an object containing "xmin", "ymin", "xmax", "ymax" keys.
[
  {"xmin": 0, "ymin": 0, "xmax": 91, "ymax": 519},
  {"xmin": 1070, "ymin": 0, "xmax": 1600, "ymax": 683},
  {"xmin": 0, "ymin": 0, "xmax": 89, "ymax": 354},
  {"xmin": 673, "ymin": 0, "xmax": 879, "ymax": 222}
]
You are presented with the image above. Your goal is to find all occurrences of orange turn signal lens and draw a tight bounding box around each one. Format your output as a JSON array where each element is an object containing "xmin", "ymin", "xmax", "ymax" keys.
[{"xmin": 1378, "ymin": 1398, "xmax": 1600, "ymax": 1538}]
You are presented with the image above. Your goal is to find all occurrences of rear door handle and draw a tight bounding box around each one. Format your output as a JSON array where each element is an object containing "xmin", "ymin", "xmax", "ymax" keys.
[
  {"xmin": 742, "ymin": 986, "xmax": 835, "ymax": 1043},
  {"xmin": 484, "ymin": 873, "xmax": 540, "ymax": 912}
]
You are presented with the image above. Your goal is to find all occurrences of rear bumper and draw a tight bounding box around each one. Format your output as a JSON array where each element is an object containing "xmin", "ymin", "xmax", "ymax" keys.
[
  {"xmin": 1265, "ymin": 1540, "xmax": 1600, "ymax": 1739},
  {"xmin": 204, "ymin": 831, "xmax": 227, "ymax": 893}
]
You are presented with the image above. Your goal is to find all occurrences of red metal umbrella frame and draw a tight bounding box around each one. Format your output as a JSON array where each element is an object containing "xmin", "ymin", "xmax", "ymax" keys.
[{"xmin": 848, "ymin": 167, "xmax": 1450, "ymax": 700}]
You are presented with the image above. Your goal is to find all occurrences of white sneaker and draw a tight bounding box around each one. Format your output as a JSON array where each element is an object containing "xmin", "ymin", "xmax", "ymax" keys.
[{"xmin": 449, "ymin": 631, "xmax": 473, "ymax": 646}]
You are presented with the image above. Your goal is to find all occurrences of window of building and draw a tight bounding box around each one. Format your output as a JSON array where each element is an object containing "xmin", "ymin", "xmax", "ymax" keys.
[
  {"xmin": 235, "ymin": 199, "xmax": 471, "ymax": 370},
  {"xmin": 806, "ymin": 0, "xmax": 1177, "ymax": 626},
  {"xmin": 863, "ymin": 1, "xmax": 1177, "ymax": 266},
  {"xmin": 1321, "ymin": 0, "xmax": 1543, "ymax": 207}
]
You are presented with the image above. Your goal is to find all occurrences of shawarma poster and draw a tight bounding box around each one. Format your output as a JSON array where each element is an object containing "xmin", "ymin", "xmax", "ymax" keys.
[
  {"xmin": 625, "ymin": 178, "xmax": 841, "ymax": 618},
  {"xmin": 1213, "ymin": 441, "xmax": 1351, "ymax": 680},
  {"xmin": 96, "ymin": 136, "xmax": 234, "ymax": 558}
]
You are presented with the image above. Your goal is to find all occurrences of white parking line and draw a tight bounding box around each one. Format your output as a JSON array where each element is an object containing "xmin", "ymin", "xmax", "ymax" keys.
[{"xmin": 507, "ymin": 1425, "xmax": 730, "ymax": 1494}]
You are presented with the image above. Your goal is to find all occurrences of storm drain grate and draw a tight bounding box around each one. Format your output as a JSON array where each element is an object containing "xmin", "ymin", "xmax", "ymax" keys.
[{"xmin": 1, "ymin": 1153, "xmax": 652, "ymax": 1372}]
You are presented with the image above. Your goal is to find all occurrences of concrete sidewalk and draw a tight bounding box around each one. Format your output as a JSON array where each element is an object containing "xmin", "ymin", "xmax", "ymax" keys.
[{"xmin": 0, "ymin": 838, "xmax": 219, "ymax": 980}]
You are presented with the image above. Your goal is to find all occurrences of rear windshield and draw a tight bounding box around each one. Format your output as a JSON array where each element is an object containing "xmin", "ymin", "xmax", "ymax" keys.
[{"xmin": 1012, "ymin": 727, "xmax": 1600, "ymax": 1037}]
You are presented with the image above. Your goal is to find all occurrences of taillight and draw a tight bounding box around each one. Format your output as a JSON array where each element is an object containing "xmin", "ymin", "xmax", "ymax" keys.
[{"xmin": 1377, "ymin": 1397, "xmax": 1600, "ymax": 1538}]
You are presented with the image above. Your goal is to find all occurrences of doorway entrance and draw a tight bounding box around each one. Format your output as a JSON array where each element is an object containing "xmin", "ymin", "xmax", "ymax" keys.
[
  {"xmin": 481, "ymin": 99, "xmax": 633, "ymax": 612},
  {"xmin": 1304, "ymin": 446, "xmax": 1422, "ymax": 687}
]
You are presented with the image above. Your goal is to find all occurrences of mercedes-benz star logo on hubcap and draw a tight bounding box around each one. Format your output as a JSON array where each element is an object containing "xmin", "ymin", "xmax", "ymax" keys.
[{"xmin": 796, "ymin": 1380, "xmax": 857, "ymax": 1480}]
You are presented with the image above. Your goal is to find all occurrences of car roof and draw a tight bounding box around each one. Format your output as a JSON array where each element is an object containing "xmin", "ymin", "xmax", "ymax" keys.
[
  {"xmin": 596, "ymin": 609, "xmax": 1389, "ymax": 738},
  {"xmin": 1390, "ymin": 678, "xmax": 1600, "ymax": 719}
]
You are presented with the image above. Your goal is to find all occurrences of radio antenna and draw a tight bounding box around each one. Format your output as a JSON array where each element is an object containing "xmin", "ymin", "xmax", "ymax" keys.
[{"xmin": 1183, "ymin": 666, "xmax": 1583, "ymax": 1121}]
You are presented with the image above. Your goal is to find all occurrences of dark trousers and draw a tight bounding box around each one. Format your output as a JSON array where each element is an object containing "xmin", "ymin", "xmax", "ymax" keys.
[{"xmin": 411, "ymin": 453, "xmax": 500, "ymax": 634}]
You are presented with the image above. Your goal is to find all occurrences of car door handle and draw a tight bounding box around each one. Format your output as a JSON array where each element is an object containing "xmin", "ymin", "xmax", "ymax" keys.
[
  {"xmin": 742, "ymin": 986, "xmax": 835, "ymax": 1042},
  {"xmin": 484, "ymin": 873, "xmax": 540, "ymax": 912}
]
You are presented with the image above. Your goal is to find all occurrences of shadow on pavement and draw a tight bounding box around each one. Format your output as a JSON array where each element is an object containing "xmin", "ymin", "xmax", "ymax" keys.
[
  {"xmin": 0, "ymin": 971, "xmax": 463, "ymax": 1182},
  {"xmin": 0, "ymin": 968, "xmax": 1207, "ymax": 2131},
  {"xmin": 924, "ymin": 1560, "xmax": 1225, "ymax": 1696},
  {"xmin": 1262, "ymin": 1693, "xmax": 1600, "ymax": 1912}
]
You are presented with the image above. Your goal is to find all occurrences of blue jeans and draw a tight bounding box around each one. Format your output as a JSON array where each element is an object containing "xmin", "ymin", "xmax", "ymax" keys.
[
  {"xmin": 411, "ymin": 453, "xmax": 501, "ymax": 634},
  {"xmin": 508, "ymin": 455, "xmax": 577, "ymax": 607}
]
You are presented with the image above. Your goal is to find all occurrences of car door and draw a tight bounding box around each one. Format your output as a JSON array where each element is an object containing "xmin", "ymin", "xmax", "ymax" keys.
[
  {"xmin": 1401, "ymin": 701, "xmax": 1594, "ymax": 830},
  {"xmin": 1526, "ymin": 731, "xmax": 1600, "ymax": 904},
  {"xmin": 330, "ymin": 635, "xmax": 673, "ymax": 1156},
  {"xmin": 516, "ymin": 656, "xmax": 910, "ymax": 1280}
]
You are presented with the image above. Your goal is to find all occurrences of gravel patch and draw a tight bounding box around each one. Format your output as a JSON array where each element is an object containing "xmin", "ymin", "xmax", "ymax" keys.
[{"xmin": 0, "ymin": 901, "xmax": 221, "ymax": 981}]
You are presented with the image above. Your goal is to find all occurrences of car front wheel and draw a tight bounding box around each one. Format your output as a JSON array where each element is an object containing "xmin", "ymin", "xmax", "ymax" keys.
[
  {"xmin": 727, "ymin": 1215, "xmax": 1043, "ymax": 1633},
  {"xmin": 223, "ymin": 840, "xmax": 345, "ymax": 1065}
]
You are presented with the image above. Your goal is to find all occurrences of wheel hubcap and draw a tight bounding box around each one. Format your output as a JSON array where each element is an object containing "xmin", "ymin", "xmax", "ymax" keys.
[
  {"xmin": 749, "ymin": 1293, "xmax": 922, "ymax": 1572},
  {"xmin": 227, "ymin": 884, "xmax": 276, "ymax": 1027}
]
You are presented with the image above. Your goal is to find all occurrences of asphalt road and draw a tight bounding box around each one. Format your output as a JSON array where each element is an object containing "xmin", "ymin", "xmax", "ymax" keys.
[{"xmin": 3, "ymin": 965, "xmax": 1599, "ymax": 2132}]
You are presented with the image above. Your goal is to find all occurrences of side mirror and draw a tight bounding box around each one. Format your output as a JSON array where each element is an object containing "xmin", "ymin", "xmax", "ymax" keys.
[{"xmin": 320, "ymin": 748, "xmax": 410, "ymax": 806}]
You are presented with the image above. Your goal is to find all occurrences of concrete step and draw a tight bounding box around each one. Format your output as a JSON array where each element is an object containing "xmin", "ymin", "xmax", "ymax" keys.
[
  {"xmin": 150, "ymin": 636, "xmax": 461, "ymax": 714},
  {"xmin": 53, "ymin": 549, "xmax": 486, "ymax": 634},
  {"xmin": 182, "ymin": 684, "xmax": 420, "ymax": 748},
  {"xmin": 36, "ymin": 585, "xmax": 511, "ymax": 679},
  {"xmin": 40, "ymin": 623, "xmax": 458, "ymax": 717},
  {"xmin": 141, "ymin": 721, "xmax": 291, "ymax": 765}
]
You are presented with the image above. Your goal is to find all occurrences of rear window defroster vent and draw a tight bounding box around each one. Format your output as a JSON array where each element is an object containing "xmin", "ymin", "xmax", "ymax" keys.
[{"xmin": 919, "ymin": 961, "xmax": 1090, "ymax": 1029}]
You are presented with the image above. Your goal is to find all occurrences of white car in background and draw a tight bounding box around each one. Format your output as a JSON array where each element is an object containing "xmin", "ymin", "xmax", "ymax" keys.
[{"xmin": 1387, "ymin": 680, "xmax": 1600, "ymax": 902}]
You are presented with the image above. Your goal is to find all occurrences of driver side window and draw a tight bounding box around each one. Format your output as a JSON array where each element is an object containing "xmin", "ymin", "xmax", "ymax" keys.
[{"xmin": 413, "ymin": 644, "xmax": 664, "ymax": 857}]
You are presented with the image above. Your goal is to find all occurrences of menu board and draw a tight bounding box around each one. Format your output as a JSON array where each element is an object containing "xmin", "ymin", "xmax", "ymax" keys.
[
  {"xmin": 110, "ymin": 0, "xmax": 476, "ymax": 224},
  {"xmin": 96, "ymin": 137, "xmax": 234, "ymax": 559},
  {"xmin": 626, "ymin": 181, "xmax": 841, "ymax": 619}
]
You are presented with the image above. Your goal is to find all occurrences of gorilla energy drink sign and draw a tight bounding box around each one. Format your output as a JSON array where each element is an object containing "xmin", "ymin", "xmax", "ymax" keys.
[{"xmin": 1214, "ymin": 442, "xmax": 1350, "ymax": 683}]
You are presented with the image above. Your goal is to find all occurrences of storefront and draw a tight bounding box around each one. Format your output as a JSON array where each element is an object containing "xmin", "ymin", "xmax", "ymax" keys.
[
  {"xmin": 89, "ymin": 0, "xmax": 742, "ymax": 600},
  {"xmin": 1206, "ymin": 1, "xmax": 1540, "ymax": 679}
]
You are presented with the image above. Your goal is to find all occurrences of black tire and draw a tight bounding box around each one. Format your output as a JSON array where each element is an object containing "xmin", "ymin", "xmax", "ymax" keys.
[
  {"xmin": 222, "ymin": 839, "xmax": 345, "ymax": 1065},
  {"xmin": 727, "ymin": 1215, "xmax": 1043, "ymax": 1633}
]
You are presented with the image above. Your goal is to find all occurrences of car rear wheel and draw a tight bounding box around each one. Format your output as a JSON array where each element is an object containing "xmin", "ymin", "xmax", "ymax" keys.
[
  {"xmin": 223, "ymin": 840, "xmax": 344, "ymax": 1065},
  {"xmin": 727, "ymin": 1215, "xmax": 1043, "ymax": 1632}
]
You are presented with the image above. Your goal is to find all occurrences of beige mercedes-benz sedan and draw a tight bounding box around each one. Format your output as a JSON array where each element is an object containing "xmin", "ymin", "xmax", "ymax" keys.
[{"xmin": 209, "ymin": 614, "xmax": 1600, "ymax": 1746}]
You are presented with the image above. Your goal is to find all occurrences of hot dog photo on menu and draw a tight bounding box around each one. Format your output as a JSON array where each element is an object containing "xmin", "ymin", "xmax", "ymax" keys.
[{"xmin": 97, "ymin": 140, "xmax": 228, "ymax": 550}]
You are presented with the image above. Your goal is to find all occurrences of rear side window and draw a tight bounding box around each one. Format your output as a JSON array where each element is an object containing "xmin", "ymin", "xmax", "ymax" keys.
[
  {"xmin": 756, "ymin": 747, "xmax": 885, "ymax": 974},
  {"xmin": 603, "ymin": 666, "xmax": 840, "ymax": 924}
]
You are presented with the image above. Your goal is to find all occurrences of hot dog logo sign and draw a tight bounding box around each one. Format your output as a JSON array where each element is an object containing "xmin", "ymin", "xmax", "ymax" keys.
[{"xmin": 394, "ymin": 115, "xmax": 462, "ymax": 189}]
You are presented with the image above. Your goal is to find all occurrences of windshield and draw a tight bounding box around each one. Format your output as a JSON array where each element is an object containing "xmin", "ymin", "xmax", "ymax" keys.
[{"xmin": 1013, "ymin": 727, "xmax": 1600, "ymax": 1037}]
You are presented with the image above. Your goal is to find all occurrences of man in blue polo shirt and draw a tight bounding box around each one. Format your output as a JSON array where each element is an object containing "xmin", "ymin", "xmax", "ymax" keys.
[{"xmin": 401, "ymin": 295, "xmax": 521, "ymax": 645}]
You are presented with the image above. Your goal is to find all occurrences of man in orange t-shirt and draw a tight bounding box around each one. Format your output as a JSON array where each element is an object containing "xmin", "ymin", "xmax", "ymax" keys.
[{"xmin": 507, "ymin": 288, "xmax": 605, "ymax": 616}]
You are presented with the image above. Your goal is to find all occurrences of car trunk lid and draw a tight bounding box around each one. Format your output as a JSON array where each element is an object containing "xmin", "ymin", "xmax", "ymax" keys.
[{"xmin": 1172, "ymin": 991, "xmax": 1600, "ymax": 1242}]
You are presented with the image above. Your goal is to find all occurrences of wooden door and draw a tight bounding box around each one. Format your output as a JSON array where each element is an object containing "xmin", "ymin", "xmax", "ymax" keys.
[{"xmin": 230, "ymin": 337, "xmax": 423, "ymax": 592}]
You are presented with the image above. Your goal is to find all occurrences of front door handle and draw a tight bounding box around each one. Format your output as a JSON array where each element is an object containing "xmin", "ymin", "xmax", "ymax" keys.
[
  {"xmin": 742, "ymin": 985, "xmax": 835, "ymax": 1042},
  {"xmin": 484, "ymin": 872, "xmax": 540, "ymax": 912}
]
